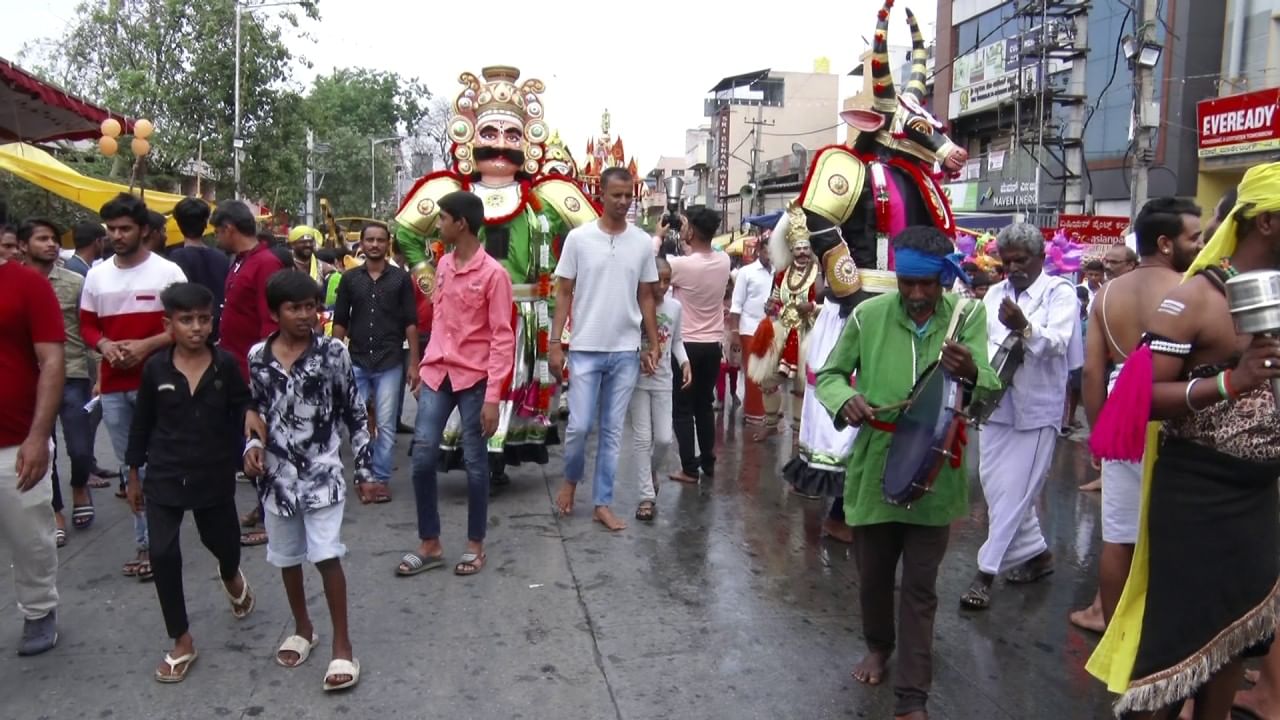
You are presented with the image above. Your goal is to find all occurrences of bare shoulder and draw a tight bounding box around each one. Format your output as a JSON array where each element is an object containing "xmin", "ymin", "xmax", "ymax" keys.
[{"xmin": 1145, "ymin": 275, "xmax": 1223, "ymax": 340}]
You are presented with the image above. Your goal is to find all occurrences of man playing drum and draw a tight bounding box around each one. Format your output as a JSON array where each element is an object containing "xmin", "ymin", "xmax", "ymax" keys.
[{"xmin": 815, "ymin": 226, "xmax": 998, "ymax": 720}]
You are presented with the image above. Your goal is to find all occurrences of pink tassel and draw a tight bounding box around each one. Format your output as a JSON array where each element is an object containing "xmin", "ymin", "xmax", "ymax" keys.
[{"xmin": 1088, "ymin": 345, "xmax": 1154, "ymax": 462}]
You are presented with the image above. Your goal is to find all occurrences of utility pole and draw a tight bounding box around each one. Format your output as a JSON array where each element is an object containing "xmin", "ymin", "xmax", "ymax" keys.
[
  {"xmin": 1062, "ymin": 1, "xmax": 1089, "ymax": 214},
  {"xmin": 1129, "ymin": 0, "xmax": 1160, "ymax": 221},
  {"xmin": 233, "ymin": 1, "xmax": 242, "ymax": 200},
  {"xmin": 744, "ymin": 106, "xmax": 775, "ymax": 218},
  {"xmin": 305, "ymin": 129, "xmax": 316, "ymax": 227}
]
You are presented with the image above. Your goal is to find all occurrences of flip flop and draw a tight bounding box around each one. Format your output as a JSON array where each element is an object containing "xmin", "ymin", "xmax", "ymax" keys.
[
  {"xmin": 220, "ymin": 568, "xmax": 255, "ymax": 619},
  {"xmin": 137, "ymin": 559, "xmax": 154, "ymax": 582},
  {"xmin": 154, "ymin": 651, "xmax": 198, "ymax": 683},
  {"xmin": 72, "ymin": 502, "xmax": 95, "ymax": 530},
  {"xmin": 87, "ymin": 475, "xmax": 111, "ymax": 489},
  {"xmin": 1006, "ymin": 561, "xmax": 1055, "ymax": 585},
  {"xmin": 454, "ymin": 552, "xmax": 486, "ymax": 576},
  {"xmin": 240, "ymin": 531, "xmax": 268, "ymax": 547},
  {"xmin": 372, "ymin": 484, "xmax": 392, "ymax": 504},
  {"xmin": 122, "ymin": 560, "xmax": 142, "ymax": 577},
  {"xmin": 275, "ymin": 633, "xmax": 319, "ymax": 668},
  {"xmin": 396, "ymin": 552, "xmax": 444, "ymax": 576},
  {"xmin": 323, "ymin": 658, "xmax": 361, "ymax": 691},
  {"xmin": 960, "ymin": 582, "xmax": 992, "ymax": 610},
  {"xmin": 635, "ymin": 501, "xmax": 656, "ymax": 522},
  {"xmin": 54, "ymin": 528, "xmax": 67, "ymax": 548}
]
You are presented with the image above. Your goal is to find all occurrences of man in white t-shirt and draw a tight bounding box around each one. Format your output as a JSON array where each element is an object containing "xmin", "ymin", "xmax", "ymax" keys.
[
  {"xmin": 729, "ymin": 238, "xmax": 774, "ymax": 424},
  {"xmin": 550, "ymin": 168, "xmax": 660, "ymax": 531}
]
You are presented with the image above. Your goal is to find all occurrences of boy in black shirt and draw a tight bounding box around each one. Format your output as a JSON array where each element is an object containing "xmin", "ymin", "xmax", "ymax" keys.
[{"xmin": 126, "ymin": 283, "xmax": 256, "ymax": 683}]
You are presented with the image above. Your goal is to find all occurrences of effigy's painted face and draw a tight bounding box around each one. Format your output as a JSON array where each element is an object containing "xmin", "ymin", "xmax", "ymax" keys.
[
  {"xmin": 893, "ymin": 94, "xmax": 968, "ymax": 173},
  {"xmin": 474, "ymin": 117, "xmax": 526, "ymax": 181}
]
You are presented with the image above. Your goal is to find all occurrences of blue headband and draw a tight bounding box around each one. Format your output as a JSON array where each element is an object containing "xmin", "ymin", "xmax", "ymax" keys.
[{"xmin": 894, "ymin": 247, "xmax": 971, "ymax": 287}]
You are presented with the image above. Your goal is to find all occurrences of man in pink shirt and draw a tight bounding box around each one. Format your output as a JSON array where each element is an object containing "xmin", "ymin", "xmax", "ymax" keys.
[
  {"xmin": 665, "ymin": 207, "xmax": 730, "ymax": 482},
  {"xmin": 396, "ymin": 191, "xmax": 514, "ymax": 578}
]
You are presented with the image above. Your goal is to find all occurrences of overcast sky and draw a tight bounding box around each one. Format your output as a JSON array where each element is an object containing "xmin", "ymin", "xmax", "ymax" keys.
[{"xmin": 1, "ymin": 0, "xmax": 938, "ymax": 172}]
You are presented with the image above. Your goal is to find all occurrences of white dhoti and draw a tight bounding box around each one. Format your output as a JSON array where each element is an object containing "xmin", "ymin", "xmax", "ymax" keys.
[
  {"xmin": 1100, "ymin": 363, "xmax": 1141, "ymax": 544},
  {"xmin": 976, "ymin": 423, "xmax": 1058, "ymax": 575},
  {"xmin": 784, "ymin": 302, "xmax": 857, "ymax": 497}
]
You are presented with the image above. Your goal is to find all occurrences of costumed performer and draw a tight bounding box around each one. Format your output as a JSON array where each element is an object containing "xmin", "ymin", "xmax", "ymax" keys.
[{"xmin": 1087, "ymin": 162, "xmax": 1280, "ymax": 719}]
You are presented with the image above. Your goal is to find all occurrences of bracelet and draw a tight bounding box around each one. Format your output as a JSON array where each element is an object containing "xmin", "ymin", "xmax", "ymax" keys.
[
  {"xmin": 1216, "ymin": 371, "xmax": 1229, "ymax": 400},
  {"xmin": 549, "ymin": 340, "xmax": 562, "ymax": 345},
  {"xmin": 1185, "ymin": 377, "xmax": 1203, "ymax": 412},
  {"xmin": 1224, "ymin": 368, "xmax": 1237, "ymax": 399}
]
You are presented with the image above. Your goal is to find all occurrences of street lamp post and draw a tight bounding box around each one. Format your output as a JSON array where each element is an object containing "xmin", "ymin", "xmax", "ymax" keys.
[{"xmin": 370, "ymin": 136, "xmax": 403, "ymax": 215}]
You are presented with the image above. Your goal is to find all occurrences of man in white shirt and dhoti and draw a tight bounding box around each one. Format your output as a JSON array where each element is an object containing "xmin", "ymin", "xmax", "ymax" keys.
[{"xmin": 961, "ymin": 222, "xmax": 1082, "ymax": 610}]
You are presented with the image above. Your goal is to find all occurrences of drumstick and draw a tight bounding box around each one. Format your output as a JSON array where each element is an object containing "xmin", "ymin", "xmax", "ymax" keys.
[{"xmin": 870, "ymin": 399, "xmax": 911, "ymax": 415}]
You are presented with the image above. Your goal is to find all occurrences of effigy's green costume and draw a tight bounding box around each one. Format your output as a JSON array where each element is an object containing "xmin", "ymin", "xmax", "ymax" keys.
[{"xmin": 393, "ymin": 65, "xmax": 598, "ymax": 474}]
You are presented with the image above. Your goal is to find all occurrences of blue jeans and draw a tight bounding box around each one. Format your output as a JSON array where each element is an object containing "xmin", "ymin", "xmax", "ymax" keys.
[
  {"xmin": 101, "ymin": 391, "xmax": 148, "ymax": 552},
  {"xmin": 410, "ymin": 378, "xmax": 488, "ymax": 541},
  {"xmin": 563, "ymin": 351, "xmax": 641, "ymax": 507},
  {"xmin": 353, "ymin": 364, "xmax": 401, "ymax": 484},
  {"xmin": 59, "ymin": 378, "xmax": 95, "ymax": 490}
]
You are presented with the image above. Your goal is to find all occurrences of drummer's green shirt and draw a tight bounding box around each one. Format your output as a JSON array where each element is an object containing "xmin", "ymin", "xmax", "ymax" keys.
[{"xmin": 816, "ymin": 291, "xmax": 1000, "ymax": 527}]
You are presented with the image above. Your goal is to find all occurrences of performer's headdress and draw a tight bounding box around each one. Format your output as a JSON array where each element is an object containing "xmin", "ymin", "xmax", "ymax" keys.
[
  {"xmin": 1187, "ymin": 161, "xmax": 1280, "ymax": 276},
  {"xmin": 447, "ymin": 66, "xmax": 549, "ymax": 177},
  {"xmin": 784, "ymin": 203, "xmax": 811, "ymax": 251},
  {"xmin": 539, "ymin": 130, "xmax": 578, "ymax": 178}
]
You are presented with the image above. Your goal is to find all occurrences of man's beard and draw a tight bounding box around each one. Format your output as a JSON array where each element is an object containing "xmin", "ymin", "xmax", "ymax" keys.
[
  {"xmin": 474, "ymin": 147, "xmax": 525, "ymax": 167},
  {"xmin": 1172, "ymin": 250, "xmax": 1196, "ymax": 274},
  {"xmin": 294, "ymin": 248, "xmax": 312, "ymax": 262}
]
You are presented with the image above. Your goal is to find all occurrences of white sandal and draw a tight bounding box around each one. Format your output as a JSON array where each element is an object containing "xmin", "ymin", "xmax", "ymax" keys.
[
  {"xmin": 323, "ymin": 657, "xmax": 361, "ymax": 691},
  {"xmin": 275, "ymin": 633, "xmax": 318, "ymax": 668},
  {"xmin": 154, "ymin": 650, "xmax": 198, "ymax": 683},
  {"xmin": 220, "ymin": 568, "xmax": 255, "ymax": 620}
]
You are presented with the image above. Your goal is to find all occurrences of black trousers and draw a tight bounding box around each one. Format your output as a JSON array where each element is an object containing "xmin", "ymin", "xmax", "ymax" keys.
[
  {"xmin": 854, "ymin": 522, "xmax": 951, "ymax": 716},
  {"xmin": 673, "ymin": 342, "xmax": 722, "ymax": 476},
  {"xmin": 147, "ymin": 499, "xmax": 241, "ymax": 639}
]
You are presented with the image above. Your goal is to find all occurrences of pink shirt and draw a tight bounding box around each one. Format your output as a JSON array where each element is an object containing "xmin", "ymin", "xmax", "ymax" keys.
[
  {"xmin": 668, "ymin": 251, "xmax": 730, "ymax": 343},
  {"xmin": 419, "ymin": 247, "xmax": 515, "ymax": 403}
]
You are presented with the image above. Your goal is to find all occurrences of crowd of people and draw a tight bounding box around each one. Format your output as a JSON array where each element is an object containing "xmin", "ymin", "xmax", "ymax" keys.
[{"xmin": 3, "ymin": 157, "xmax": 1280, "ymax": 720}]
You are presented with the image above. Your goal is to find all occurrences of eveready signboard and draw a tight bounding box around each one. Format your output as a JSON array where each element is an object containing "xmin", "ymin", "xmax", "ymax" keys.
[{"xmin": 1198, "ymin": 88, "xmax": 1280, "ymax": 158}]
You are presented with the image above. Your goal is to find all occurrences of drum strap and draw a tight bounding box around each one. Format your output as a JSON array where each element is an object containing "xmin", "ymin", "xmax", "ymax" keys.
[{"xmin": 867, "ymin": 417, "xmax": 968, "ymax": 468}]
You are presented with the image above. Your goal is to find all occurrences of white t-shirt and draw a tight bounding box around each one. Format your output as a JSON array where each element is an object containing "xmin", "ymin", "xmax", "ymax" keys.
[
  {"xmin": 730, "ymin": 260, "xmax": 774, "ymax": 336},
  {"xmin": 555, "ymin": 220, "xmax": 659, "ymax": 352}
]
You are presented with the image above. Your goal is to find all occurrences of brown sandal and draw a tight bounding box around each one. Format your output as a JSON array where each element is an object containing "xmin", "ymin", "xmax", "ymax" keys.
[
  {"xmin": 635, "ymin": 500, "xmax": 656, "ymax": 522},
  {"xmin": 454, "ymin": 551, "xmax": 485, "ymax": 576}
]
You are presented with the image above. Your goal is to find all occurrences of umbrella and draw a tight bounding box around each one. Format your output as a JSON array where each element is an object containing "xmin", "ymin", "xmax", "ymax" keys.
[{"xmin": 745, "ymin": 210, "xmax": 783, "ymax": 229}]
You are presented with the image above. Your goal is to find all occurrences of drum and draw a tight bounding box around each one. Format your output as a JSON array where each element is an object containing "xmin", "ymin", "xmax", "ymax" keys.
[
  {"xmin": 881, "ymin": 360, "xmax": 967, "ymax": 507},
  {"xmin": 966, "ymin": 334, "xmax": 1024, "ymax": 424}
]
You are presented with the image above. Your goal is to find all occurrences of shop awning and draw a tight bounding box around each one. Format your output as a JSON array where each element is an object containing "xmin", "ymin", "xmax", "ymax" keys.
[{"xmin": 0, "ymin": 57, "xmax": 134, "ymax": 143}]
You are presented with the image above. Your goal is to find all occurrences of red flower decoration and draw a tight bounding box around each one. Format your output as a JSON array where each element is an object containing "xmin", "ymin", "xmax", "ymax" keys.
[
  {"xmin": 871, "ymin": 58, "xmax": 885, "ymax": 73},
  {"xmin": 878, "ymin": 9, "xmax": 887, "ymax": 20}
]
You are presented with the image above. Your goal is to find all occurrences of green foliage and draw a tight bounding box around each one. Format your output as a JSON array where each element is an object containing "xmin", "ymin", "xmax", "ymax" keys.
[
  {"xmin": 20, "ymin": 0, "xmax": 318, "ymax": 210},
  {"xmin": 13, "ymin": 1, "xmax": 434, "ymax": 222},
  {"xmin": 302, "ymin": 68, "xmax": 432, "ymax": 218}
]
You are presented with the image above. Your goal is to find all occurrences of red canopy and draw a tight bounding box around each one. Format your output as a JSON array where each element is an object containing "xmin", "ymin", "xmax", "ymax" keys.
[{"xmin": 0, "ymin": 57, "xmax": 134, "ymax": 143}]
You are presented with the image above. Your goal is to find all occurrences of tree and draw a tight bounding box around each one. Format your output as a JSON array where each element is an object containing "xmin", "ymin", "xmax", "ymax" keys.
[
  {"xmin": 300, "ymin": 68, "xmax": 431, "ymax": 218},
  {"xmin": 20, "ymin": 0, "xmax": 319, "ymax": 209}
]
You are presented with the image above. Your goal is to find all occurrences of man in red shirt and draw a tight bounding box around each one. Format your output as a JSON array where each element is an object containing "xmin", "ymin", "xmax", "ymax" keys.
[
  {"xmin": 0, "ymin": 249, "xmax": 65, "ymax": 655},
  {"xmin": 213, "ymin": 201, "xmax": 283, "ymax": 545},
  {"xmin": 214, "ymin": 201, "xmax": 284, "ymax": 380},
  {"xmin": 396, "ymin": 191, "xmax": 513, "ymax": 577}
]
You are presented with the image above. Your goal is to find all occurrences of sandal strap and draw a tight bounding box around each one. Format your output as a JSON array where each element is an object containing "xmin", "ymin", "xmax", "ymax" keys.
[
  {"xmin": 400, "ymin": 553, "xmax": 423, "ymax": 569},
  {"xmin": 457, "ymin": 553, "xmax": 480, "ymax": 564},
  {"xmin": 279, "ymin": 634, "xmax": 316, "ymax": 655}
]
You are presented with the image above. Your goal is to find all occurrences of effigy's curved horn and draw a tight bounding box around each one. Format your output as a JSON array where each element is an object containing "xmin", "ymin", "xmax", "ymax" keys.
[
  {"xmin": 871, "ymin": 0, "xmax": 897, "ymax": 112},
  {"xmin": 904, "ymin": 8, "xmax": 929, "ymax": 103}
]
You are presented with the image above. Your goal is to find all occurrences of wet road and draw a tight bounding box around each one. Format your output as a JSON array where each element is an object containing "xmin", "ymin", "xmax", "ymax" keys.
[{"xmin": 0, "ymin": 401, "xmax": 1118, "ymax": 719}]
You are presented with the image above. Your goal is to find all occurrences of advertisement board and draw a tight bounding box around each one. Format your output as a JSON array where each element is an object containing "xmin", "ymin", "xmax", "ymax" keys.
[
  {"xmin": 1051, "ymin": 214, "xmax": 1129, "ymax": 259},
  {"xmin": 1197, "ymin": 88, "xmax": 1280, "ymax": 158}
]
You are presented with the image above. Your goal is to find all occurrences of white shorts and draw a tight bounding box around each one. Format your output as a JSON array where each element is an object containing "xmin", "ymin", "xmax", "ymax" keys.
[
  {"xmin": 1101, "ymin": 460, "xmax": 1141, "ymax": 545},
  {"xmin": 264, "ymin": 501, "xmax": 348, "ymax": 568}
]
